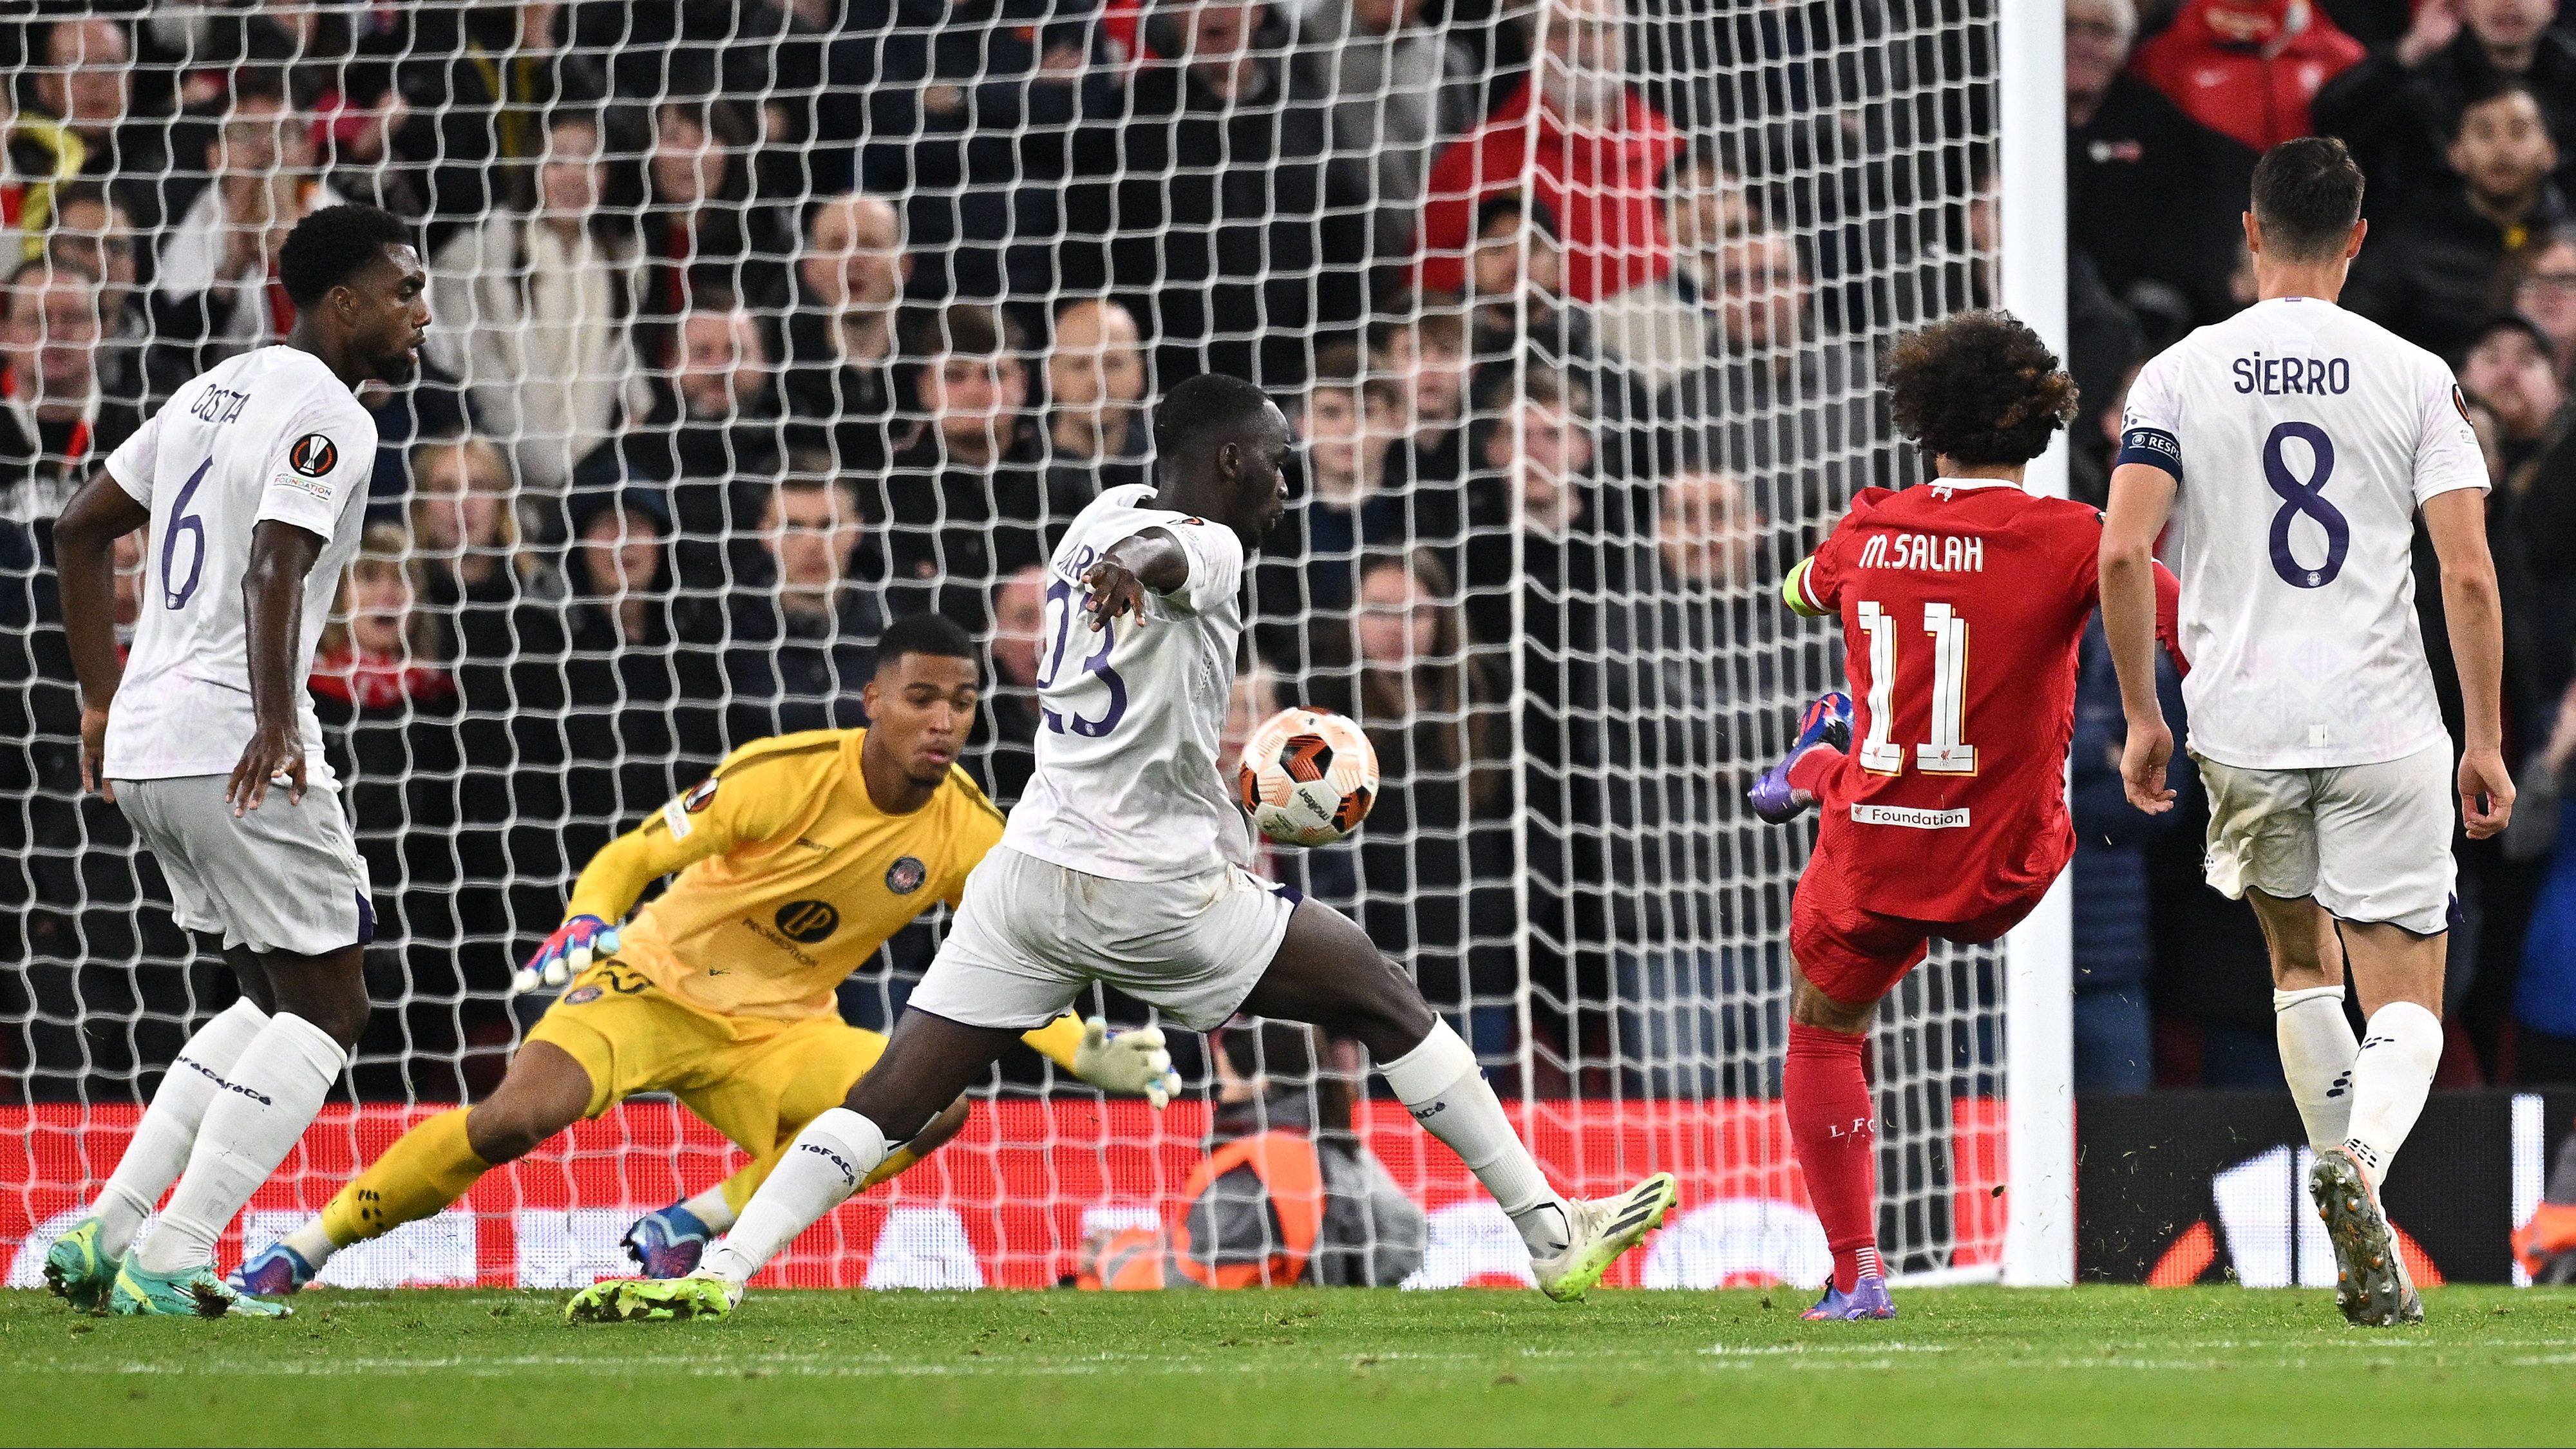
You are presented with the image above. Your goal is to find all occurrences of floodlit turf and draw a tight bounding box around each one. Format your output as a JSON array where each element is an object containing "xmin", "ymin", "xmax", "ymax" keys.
[{"xmin": 5, "ymin": 1285, "xmax": 2571, "ymax": 1446}]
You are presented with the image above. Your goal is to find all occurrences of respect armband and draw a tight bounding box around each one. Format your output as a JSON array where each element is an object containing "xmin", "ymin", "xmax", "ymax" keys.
[{"xmin": 2114, "ymin": 426, "xmax": 2183, "ymax": 481}]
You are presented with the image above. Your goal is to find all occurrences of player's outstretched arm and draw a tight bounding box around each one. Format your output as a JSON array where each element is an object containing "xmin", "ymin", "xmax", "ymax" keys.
[
  {"xmin": 227, "ymin": 518, "xmax": 328, "ymax": 816},
  {"xmin": 2101, "ymin": 462, "xmax": 2181, "ymax": 814},
  {"xmin": 515, "ymin": 814, "xmax": 721, "ymax": 991},
  {"xmin": 51, "ymin": 475, "xmax": 151, "ymax": 801},
  {"xmin": 1080, "ymin": 527, "xmax": 1188, "ymax": 630},
  {"xmin": 2423, "ymin": 488, "xmax": 2515, "ymax": 839}
]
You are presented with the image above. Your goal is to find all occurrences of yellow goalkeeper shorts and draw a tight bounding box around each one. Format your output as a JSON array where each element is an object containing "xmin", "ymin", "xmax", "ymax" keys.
[{"xmin": 522, "ymin": 955, "xmax": 887, "ymax": 1162}]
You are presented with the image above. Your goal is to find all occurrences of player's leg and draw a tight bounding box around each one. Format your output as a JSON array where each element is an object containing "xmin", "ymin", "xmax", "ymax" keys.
[
  {"xmin": 2244, "ymin": 889, "xmax": 2362, "ymax": 1153},
  {"xmin": 46, "ymin": 944, "xmax": 273, "ymax": 1311},
  {"xmin": 1777, "ymin": 860, "xmax": 1916, "ymax": 1321},
  {"xmin": 242, "ymin": 1040, "xmax": 598, "ymax": 1292},
  {"xmin": 1748, "ymin": 691, "xmax": 1854, "ymax": 823},
  {"xmin": 1236, "ymin": 896, "xmax": 1675, "ymax": 1302}
]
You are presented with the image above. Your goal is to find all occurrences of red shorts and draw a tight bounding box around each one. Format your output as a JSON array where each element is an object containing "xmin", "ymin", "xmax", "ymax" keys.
[{"xmin": 1788, "ymin": 853, "xmax": 2046, "ymax": 1007}]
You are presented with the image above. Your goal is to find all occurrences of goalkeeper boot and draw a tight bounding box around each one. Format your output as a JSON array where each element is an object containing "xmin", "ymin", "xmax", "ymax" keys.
[
  {"xmin": 1531, "ymin": 1172, "xmax": 1680, "ymax": 1303},
  {"xmin": 621, "ymin": 1202, "xmax": 717, "ymax": 1280},
  {"xmin": 42, "ymin": 1216, "xmax": 115, "ymax": 1313},
  {"xmin": 1802, "ymin": 1274, "xmax": 1897, "ymax": 1321},
  {"xmin": 2310, "ymin": 1146, "xmax": 2417, "ymax": 1327},
  {"xmin": 109, "ymin": 1253, "xmax": 290, "ymax": 1318},
  {"xmin": 228, "ymin": 1240, "xmax": 319, "ymax": 1298},
  {"xmin": 1750, "ymin": 692, "xmax": 1852, "ymax": 824},
  {"xmin": 565, "ymin": 1272, "xmax": 741, "ymax": 1324}
]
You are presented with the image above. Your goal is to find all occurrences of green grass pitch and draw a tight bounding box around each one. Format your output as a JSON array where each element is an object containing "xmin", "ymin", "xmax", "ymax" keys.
[{"xmin": 5, "ymin": 1285, "xmax": 2571, "ymax": 1446}]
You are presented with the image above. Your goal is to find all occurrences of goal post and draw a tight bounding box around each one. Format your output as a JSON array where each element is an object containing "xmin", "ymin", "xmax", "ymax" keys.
[
  {"xmin": 0, "ymin": 0, "xmax": 2058, "ymax": 1293},
  {"xmin": 1997, "ymin": 0, "xmax": 2078, "ymax": 1289}
]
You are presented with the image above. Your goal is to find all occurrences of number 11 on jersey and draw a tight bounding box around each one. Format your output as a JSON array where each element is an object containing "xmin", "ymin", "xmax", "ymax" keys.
[{"xmin": 1855, "ymin": 600, "xmax": 1976, "ymax": 777}]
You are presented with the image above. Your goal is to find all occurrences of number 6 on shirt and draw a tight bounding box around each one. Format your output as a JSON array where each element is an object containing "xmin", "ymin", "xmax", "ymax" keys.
[{"xmin": 1854, "ymin": 599, "xmax": 1976, "ymax": 777}]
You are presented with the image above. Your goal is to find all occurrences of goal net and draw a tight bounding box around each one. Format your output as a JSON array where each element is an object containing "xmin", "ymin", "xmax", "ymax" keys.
[{"xmin": 0, "ymin": 0, "xmax": 2016, "ymax": 1291}]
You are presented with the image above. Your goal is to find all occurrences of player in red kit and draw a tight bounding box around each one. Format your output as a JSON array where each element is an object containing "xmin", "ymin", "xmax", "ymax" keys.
[{"xmin": 1748, "ymin": 311, "xmax": 2184, "ymax": 1320}]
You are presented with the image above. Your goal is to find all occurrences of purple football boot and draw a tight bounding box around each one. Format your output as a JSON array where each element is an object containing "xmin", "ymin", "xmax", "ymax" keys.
[
  {"xmin": 1749, "ymin": 692, "xmax": 1853, "ymax": 824},
  {"xmin": 621, "ymin": 1202, "xmax": 717, "ymax": 1279},
  {"xmin": 1802, "ymin": 1273, "xmax": 1897, "ymax": 1321},
  {"xmin": 227, "ymin": 1240, "xmax": 318, "ymax": 1297}
]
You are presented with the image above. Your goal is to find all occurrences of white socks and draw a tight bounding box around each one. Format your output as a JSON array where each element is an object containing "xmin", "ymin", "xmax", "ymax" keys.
[
  {"xmin": 134, "ymin": 1012, "xmax": 346, "ymax": 1275},
  {"xmin": 2340, "ymin": 1001, "xmax": 2443, "ymax": 1189},
  {"xmin": 93, "ymin": 998, "xmax": 271, "ymax": 1257},
  {"xmin": 681, "ymin": 1184, "xmax": 738, "ymax": 1234},
  {"xmin": 280, "ymin": 1217, "xmax": 338, "ymax": 1269},
  {"xmin": 2273, "ymin": 986, "xmax": 2359, "ymax": 1152},
  {"xmin": 701, "ymin": 1107, "xmax": 887, "ymax": 1284},
  {"xmin": 1379, "ymin": 1021, "xmax": 1569, "ymax": 1256}
]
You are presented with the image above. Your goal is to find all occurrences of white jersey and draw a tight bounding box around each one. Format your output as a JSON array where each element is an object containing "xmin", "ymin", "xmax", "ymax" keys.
[
  {"xmin": 1003, "ymin": 484, "xmax": 1255, "ymax": 882},
  {"xmin": 102, "ymin": 346, "xmax": 379, "ymax": 782},
  {"xmin": 2119, "ymin": 296, "xmax": 2486, "ymax": 769}
]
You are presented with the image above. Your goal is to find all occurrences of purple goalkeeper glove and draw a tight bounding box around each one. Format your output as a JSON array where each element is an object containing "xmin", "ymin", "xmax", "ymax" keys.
[{"xmin": 515, "ymin": 914, "xmax": 620, "ymax": 994}]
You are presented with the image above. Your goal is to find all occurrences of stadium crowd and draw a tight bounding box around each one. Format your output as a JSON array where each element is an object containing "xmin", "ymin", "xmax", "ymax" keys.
[{"xmin": 2, "ymin": 0, "xmax": 2576, "ymax": 1106}]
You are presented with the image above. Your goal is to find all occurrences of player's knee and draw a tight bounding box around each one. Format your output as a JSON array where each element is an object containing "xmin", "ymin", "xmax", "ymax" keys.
[
  {"xmin": 464, "ymin": 1097, "xmax": 570, "ymax": 1166},
  {"xmin": 263, "ymin": 946, "xmax": 372, "ymax": 1050},
  {"xmin": 1320, "ymin": 956, "xmax": 1435, "ymax": 1057}
]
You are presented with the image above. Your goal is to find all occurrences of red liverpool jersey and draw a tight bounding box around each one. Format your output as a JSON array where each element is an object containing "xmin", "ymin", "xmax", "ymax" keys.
[{"xmin": 1786, "ymin": 478, "xmax": 2179, "ymax": 922}]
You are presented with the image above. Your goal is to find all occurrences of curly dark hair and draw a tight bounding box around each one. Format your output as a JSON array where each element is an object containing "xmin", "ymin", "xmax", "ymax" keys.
[
  {"xmin": 278, "ymin": 204, "xmax": 413, "ymax": 308},
  {"xmin": 1881, "ymin": 310, "xmax": 2078, "ymax": 468}
]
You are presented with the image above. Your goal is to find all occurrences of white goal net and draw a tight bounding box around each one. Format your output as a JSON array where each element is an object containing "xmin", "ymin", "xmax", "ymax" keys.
[{"xmin": 0, "ymin": 0, "xmax": 2017, "ymax": 1291}]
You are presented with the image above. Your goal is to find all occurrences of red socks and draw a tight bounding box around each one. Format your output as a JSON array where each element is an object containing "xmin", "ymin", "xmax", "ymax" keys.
[
  {"xmin": 1786, "ymin": 743, "xmax": 1839, "ymax": 800},
  {"xmin": 1785, "ymin": 1021, "xmax": 1879, "ymax": 1293}
]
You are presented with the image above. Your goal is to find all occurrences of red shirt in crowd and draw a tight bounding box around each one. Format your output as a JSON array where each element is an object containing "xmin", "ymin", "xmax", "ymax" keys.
[
  {"xmin": 1416, "ymin": 76, "xmax": 1682, "ymax": 303},
  {"xmin": 310, "ymin": 646, "xmax": 457, "ymax": 714},
  {"xmin": 1790, "ymin": 481, "xmax": 2184, "ymax": 923},
  {"xmin": 2129, "ymin": 0, "xmax": 2363, "ymax": 153}
]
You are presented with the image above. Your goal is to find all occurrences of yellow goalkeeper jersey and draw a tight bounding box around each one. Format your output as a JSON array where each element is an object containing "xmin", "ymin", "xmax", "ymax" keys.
[{"xmin": 564, "ymin": 728, "xmax": 1005, "ymax": 1022}]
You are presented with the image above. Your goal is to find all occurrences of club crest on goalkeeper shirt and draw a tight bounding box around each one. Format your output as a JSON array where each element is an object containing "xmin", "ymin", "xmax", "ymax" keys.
[{"xmin": 610, "ymin": 728, "xmax": 1004, "ymax": 1021}]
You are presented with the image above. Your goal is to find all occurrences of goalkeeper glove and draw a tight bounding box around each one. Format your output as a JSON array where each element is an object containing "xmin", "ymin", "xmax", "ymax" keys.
[
  {"xmin": 1072, "ymin": 1017, "xmax": 1181, "ymax": 1108},
  {"xmin": 515, "ymin": 914, "xmax": 620, "ymax": 994}
]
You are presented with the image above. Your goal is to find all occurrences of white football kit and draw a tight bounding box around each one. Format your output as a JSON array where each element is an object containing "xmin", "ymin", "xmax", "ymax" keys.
[
  {"xmin": 2120, "ymin": 296, "xmax": 2486, "ymax": 933},
  {"xmin": 102, "ymin": 346, "xmax": 379, "ymax": 955},
  {"xmin": 908, "ymin": 484, "xmax": 1295, "ymax": 1031}
]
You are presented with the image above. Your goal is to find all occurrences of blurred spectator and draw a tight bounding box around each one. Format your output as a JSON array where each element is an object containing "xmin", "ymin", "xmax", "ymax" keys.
[
  {"xmin": 983, "ymin": 562, "xmax": 1049, "ymax": 806},
  {"xmin": 15, "ymin": 17, "xmax": 170, "ymax": 242},
  {"xmin": 1260, "ymin": 342, "xmax": 1397, "ymax": 679},
  {"xmin": 607, "ymin": 288, "xmax": 790, "ymax": 632},
  {"xmin": 1663, "ymin": 228, "xmax": 1885, "ymax": 524},
  {"xmin": 2066, "ymin": 0, "xmax": 2259, "ymax": 331},
  {"xmin": 2129, "ymin": 0, "xmax": 2364, "ymax": 153},
  {"xmin": 834, "ymin": 0, "xmax": 1112, "ymax": 303},
  {"xmin": 638, "ymin": 99, "xmax": 791, "ymax": 329},
  {"xmin": 1461, "ymin": 365, "xmax": 1595, "ymax": 651},
  {"xmin": 152, "ymin": 71, "xmax": 345, "ymax": 384},
  {"xmin": 393, "ymin": 1, "xmax": 607, "ymax": 236},
  {"xmin": 424, "ymin": 109, "xmax": 647, "ymax": 496},
  {"xmin": 877, "ymin": 302, "xmax": 1055, "ymax": 634},
  {"xmin": 1291, "ymin": 0, "xmax": 1481, "ymax": 262},
  {"xmin": 782, "ymin": 192, "xmax": 912, "ymax": 481},
  {"xmin": 1465, "ymin": 190, "xmax": 1650, "ymax": 477},
  {"xmin": 2461, "ymin": 312, "xmax": 2566, "ymax": 476},
  {"xmin": 2517, "ymin": 676, "xmax": 2576, "ymax": 1081},
  {"xmin": 2070, "ymin": 616, "xmax": 2184, "ymax": 1093},
  {"xmin": 727, "ymin": 473, "xmax": 882, "ymax": 741},
  {"xmin": 310, "ymin": 524, "xmax": 460, "ymax": 716},
  {"xmin": 2349, "ymin": 82, "xmax": 2566, "ymax": 361},
  {"xmin": 558, "ymin": 486, "xmax": 717, "ymax": 825},
  {"xmin": 2515, "ymin": 228, "xmax": 2576, "ymax": 383},
  {"xmin": 1340, "ymin": 547, "xmax": 1513, "ymax": 1053},
  {"xmin": 406, "ymin": 433, "xmax": 569, "ymax": 666},
  {"xmin": 1043, "ymin": 296, "xmax": 1150, "ymax": 499},
  {"xmin": 1069, "ymin": 0, "xmax": 1368, "ymax": 387},
  {"xmin": 1662, "ymin": 141, "xmax": 1761, "ymax": 307},
  {"xmin": 1368, "ymin": 306, "xmax": 1470, "ymax": 506},
  {"xmin": 2315, "ymin": 0, "xmax": 2576, "ymax": 208},
  {"xmin": 1417, "ymin": 0, "xmax": 1684, "ymax": 370},
  {"xmin": 44, "ymin": 181, "xmax": 146, "ymax": 399},
  {"xmin": 0, "ymin": 258, "xmax": 140, "ymax": 525}
]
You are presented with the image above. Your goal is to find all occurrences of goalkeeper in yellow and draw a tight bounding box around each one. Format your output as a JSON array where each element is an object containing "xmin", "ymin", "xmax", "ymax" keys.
[{"xmin": 231, "ymin": 615, "xmax": 1179, "ymax": 1295}]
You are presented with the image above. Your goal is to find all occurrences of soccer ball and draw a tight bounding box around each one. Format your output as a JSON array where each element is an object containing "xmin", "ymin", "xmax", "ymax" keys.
[{"xmin": 1235, "ymin": 708, "xmax": 1379, "ymax": 847}]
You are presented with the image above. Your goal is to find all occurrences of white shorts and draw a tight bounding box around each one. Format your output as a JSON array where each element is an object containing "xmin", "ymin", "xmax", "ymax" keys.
[
  {"xmin": 2194, "ymin": 743, "xmax": 2456, "ymax": 936},
  {"xmin": 112, "ymin": 774, "xmax": 375, "ymax": 956},
  {"xmin": 907, "ymin": 846, "xmax": 1299, "ymax": 1032}
]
